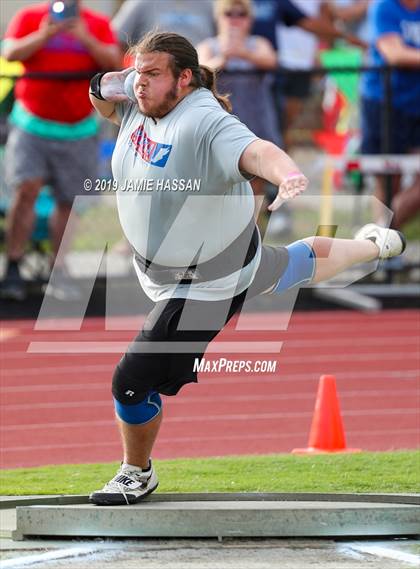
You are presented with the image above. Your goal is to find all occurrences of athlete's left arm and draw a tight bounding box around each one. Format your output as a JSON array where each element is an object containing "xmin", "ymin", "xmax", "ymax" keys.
[{"xmin": 239, "ymin": 139, "xmax": 308, "ymax": 211}]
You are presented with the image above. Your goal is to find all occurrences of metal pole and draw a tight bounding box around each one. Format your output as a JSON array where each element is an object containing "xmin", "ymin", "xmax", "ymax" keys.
[
  {"xmin": 381, "ymin": 66, "xmax": 394, "ymax": 210},
  {"xmin": 381, "ymin": 66, "xmax": 394, "ymax": 283}
]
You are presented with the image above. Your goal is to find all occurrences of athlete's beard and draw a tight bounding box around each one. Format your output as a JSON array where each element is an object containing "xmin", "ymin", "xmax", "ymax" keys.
[{"xmin": 141, "ymin": 81, "xmax": 179, "ymax": 119}]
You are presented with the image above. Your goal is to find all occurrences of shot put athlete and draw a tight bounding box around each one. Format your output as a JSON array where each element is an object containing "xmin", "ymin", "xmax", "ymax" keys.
[{"xmin": 88, "ymin": 31, "xmax": 405, "ymax": 505}]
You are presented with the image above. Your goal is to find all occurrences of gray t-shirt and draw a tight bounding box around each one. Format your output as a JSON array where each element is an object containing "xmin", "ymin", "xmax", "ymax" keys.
[
  {"xmin": 112, "ymin": 0, "xmax": 215, "ymax": 47},
  {"xmin": 112, "ymin": 88, "xmax": 260, "ymax": 302}
]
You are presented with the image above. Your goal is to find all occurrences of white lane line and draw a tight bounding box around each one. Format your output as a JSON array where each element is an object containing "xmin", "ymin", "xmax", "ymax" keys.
[
  {"xmin": 5, "ymin": 326, "xmax": 419, "ymax": 345},
  {"xmin": 4, "ymin": 364, "xmax": 112, "ymax": 377},
  {"xmin": 8, "ymin": 344, "xmax": 420, "ymax": 360},
  {"xmin": 346, "ymin": 543, "xmax": 420, "ymax": 566},
  {"xmin": 2, "ymin": 428, "xmax": 419, "ymax": 454},
  {"xmin": 1, "ymin": 409, "xmax": 418, "ymax": 434},
  {"xmin": 2, "ymin": 368, "xmax": 418, "ymax": 382},
  {"xmin": 1, "ymin": 546, "xmax": 101, "ymax": 568},
  {"xmin": 0, "ymin": 382, "xmax": 409, "ymax": 393},
  {"xmin": 2, "ymin": 399, "xmax": 420, "ymax": 422},
  {"xmin": 1, "ymin": 429, "xmax": 418, "ymax": 454},
  {"xmin": 5, "ymin": 333, "xmax": 419, "ymax": 346},
  {"xmin": 2, "ymin": 389, "xmax": 419, "ymax": 418},
  {"xmin": 204, "ymin": 369, "xmax": 420, "ymax": 384}
]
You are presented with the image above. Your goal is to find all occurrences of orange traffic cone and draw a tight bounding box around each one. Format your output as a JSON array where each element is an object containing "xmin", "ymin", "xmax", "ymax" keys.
[{"xmin": 292, "ymin": 374, "xmax": 361, "ymax": 454}]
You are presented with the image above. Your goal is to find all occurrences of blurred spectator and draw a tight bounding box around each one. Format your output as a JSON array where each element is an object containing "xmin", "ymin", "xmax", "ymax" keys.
[
  {"xmin": 197, "ymin": 0, "xmax": 279, "ymax": 199},
  {"xmin": 197, "ymin": 0, "xmax": 279, "ymax": 140},
  {"xmin": 249, "ymin": 0, "xmax": 367, "ymax": 236},
  {"xmin": 361, "ymin": 0, "xmax": 420, "ymax": 229},
  {"xmin": 252, "ymin": 0, "xmax": 367, "ymax": 53},
  {"xmin": 325, "ymin": 0, "xmax": 371, "ymax": 44},
  {"xmin": 252, "ymin": 0, "xmax": 367, "ymax": 134},
  {"xmin": 112, "ymin": 0, "xmax": 215, "ymax": 52},
  {"xmin": 1, "ymin": 0, "xmax": 120, "ymax": 300},
  {"xmin": 276, "ymin": 0, "xmax": 323, "ymax": 150}
]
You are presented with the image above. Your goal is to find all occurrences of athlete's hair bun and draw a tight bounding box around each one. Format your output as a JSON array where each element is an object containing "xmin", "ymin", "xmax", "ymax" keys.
[{"xmin": 199, "ymin": 65, "xmax": 215, "ymax": 90}]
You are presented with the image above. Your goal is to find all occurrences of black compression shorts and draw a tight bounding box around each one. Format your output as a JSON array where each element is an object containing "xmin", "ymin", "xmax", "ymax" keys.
[{"xmin": 112, "ymin": 245, "xmax": 288, "ymax": 405}]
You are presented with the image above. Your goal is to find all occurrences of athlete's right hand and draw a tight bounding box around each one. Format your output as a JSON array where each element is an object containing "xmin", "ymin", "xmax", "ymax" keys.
[
  {"xmin": 268, "ymin": 172, "xmax": 308, "ymax": 211},
  {"xmin": 100, "ymin": 68, "xmax": 135, "ymax": 102}
]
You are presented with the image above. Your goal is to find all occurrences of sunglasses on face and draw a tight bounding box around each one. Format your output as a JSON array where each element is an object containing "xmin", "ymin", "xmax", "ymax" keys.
[{"xmin": 224, "ymin": 10, "xmax": 249, "ymax": 18}]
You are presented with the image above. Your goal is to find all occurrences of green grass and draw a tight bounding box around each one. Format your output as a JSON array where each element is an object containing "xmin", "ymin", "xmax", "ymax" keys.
[{"xmin": 1, "ymin": 452, "xmax": 418, "ymax": 496}]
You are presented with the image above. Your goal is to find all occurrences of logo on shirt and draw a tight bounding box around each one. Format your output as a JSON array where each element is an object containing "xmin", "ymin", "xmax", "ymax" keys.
[
  {"xmin": 130, "ymin": 125, "xmax": 172, "ymax": 168},
  {"xmin": 401, "ymin": 21, "xmax": 420, "ymax": 47}
]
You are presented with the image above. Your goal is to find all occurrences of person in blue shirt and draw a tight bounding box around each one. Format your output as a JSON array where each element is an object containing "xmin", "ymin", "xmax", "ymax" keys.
[{"xmin": 361, "ymin": 0, "xmax": 420, "ymax": 229}]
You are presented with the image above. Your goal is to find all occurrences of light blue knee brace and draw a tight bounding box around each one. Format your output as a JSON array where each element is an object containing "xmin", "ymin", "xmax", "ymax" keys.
[
  {"xmin": 273, "ymin": 241, "xmax": 316, "ymax": 293},
  {"xmin": 114, "ymin": 391, "xmax": 162, "ymax": 425}
]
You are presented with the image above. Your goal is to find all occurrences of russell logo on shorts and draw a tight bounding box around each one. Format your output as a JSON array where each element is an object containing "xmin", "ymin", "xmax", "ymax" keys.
[{"xmin": 130, "ymin": 125, "xmax": 172, "ymax": 167}]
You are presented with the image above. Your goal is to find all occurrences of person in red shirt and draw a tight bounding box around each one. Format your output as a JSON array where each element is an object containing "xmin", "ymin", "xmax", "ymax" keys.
[{"xmin": 1, "ymin": 0, "xmax": 120, "ymax": 300}]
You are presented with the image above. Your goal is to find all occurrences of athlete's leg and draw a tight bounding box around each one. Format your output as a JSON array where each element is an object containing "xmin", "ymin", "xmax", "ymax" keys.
[
  {"xmin": 269, "ymin": 225, "xmax": 405, "ymax": 295},
  {"xmin": 303, "ymin": 236, "xmax": 379, "ymax": 284},
  {"xmin": 117, "ymin": 412, "xmax": 163, "ymax": 470},
  {"xmin": 304, "ymin": 221, "xmax": 406, "ymax": 284},
  {"xmin": 90, "ymin": 409, "xmax": 161, "ymax": 505},
  {"xmin": 90, "ymin": 386, "xmax": 163, "ymax": 505},
  {"xmin": 111, "ymin": 350, "xmax": 166, "ymax": 472},
  {"xmin": 90, "ymin": 294, "xmax": 244, "ymax": 506}
]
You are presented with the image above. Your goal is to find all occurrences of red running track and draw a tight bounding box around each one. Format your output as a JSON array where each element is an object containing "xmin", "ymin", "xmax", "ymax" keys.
[{"xmin": 1, "ymin": 309, "xmax": 419, "ymax": 468}]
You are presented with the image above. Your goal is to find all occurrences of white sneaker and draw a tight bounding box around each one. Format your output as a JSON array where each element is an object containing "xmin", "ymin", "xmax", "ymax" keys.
[
  {"xmin": 89, "ymin": 461, "xmax": 158, "ymax": 505},
  {"xmin": 354, "ymin": 224, "xmax": 406, "ymax": 260}
]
